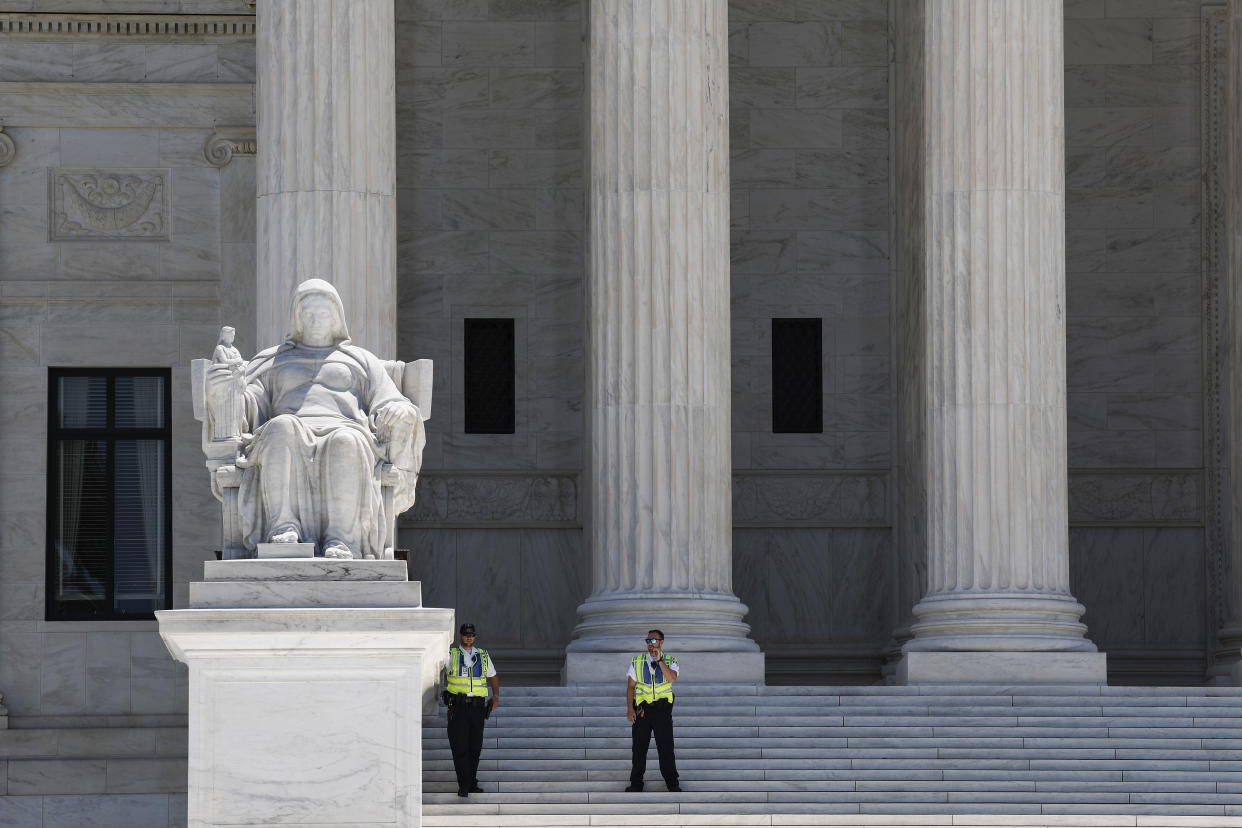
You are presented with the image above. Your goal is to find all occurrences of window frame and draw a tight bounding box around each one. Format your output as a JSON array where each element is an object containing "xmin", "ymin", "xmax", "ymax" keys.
[{"xmin": 45, "ymin": 367, "xmax": 174, "ymax": 622}]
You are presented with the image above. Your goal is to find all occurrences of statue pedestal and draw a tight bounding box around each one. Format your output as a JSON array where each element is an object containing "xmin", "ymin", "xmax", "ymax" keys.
[{"xmin": 157, "ymin": 559, "xmax": 453, "ymax": 828}]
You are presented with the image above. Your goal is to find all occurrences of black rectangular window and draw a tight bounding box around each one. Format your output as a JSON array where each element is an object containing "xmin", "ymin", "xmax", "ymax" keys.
[
  {"xmin": 772, "ymin": 318, "xmax": 823, "ymax": 433},
  {"xmin": 47, "ymin": 368, "xmax": 172, "ymax": 621},
  {"xmin": 464, "ymin": 318, "xmax": 516, "ymax": 434}
]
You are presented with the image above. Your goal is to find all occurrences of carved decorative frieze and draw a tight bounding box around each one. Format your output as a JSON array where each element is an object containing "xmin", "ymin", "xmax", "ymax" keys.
[
  {"xmin": 49, "ymin": 169, "xmax": 169, "ymax": 241},
  {"xmin": 1068, "ymin": 471, "xmax": 1203, "ymax": 525},
  {"xmin": 404, "ymin": 473, "xmax": 578, "ymax": 527},
  {"xmin": 205, "ymin": 130, "xmax": 257, "ymax": 168},
  {"xmin": 0, "ymin": 14, "xmax": 255, "ymax": 41},
  {"xmin": 0, "ymin": 129, "xmax": 14, "ymax": 168},
  {"xmin": 732, "ymin": 472, "xmax": 888, "ymax": 527}
]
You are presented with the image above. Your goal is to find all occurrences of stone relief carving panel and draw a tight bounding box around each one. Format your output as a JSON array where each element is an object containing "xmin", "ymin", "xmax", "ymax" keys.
[
  {"xmin": 732, "ymin": 473, "xmax": 888, "ymax": 526},
  {"xmin": 49, "ymin": 168, "xmax": 169, "ymax": 241},
  {"xmin": 1068, "ymin": 472, "xmax": 1202, "ymax": 524},
  {"xmin": 405, "ymin": 473, "xmax": 578, "ymax": 526}
]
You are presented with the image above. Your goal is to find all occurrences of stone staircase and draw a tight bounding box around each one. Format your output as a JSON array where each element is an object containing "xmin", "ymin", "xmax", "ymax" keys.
[{"xmin": 422, "ymin": 683, "xmax": 1242, "ymax": 827}]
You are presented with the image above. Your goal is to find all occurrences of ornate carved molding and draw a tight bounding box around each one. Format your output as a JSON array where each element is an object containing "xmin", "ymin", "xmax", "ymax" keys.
[
  {"xmin": 0, "ymin": 13, "xmax": 255, "ymax": 41},
  {"xmin": 403, "ymin": 473, "xmax": 579, "ymax": 527},
  {"xmin": 0, "ymin": 129, "xmax": 14, "ymax": 168},
  {"xmin": 732, "ymin": 471, "xmax": 889, "ymax": 527},
  {"xmin": 1201, "ymin": 2, "xmax": 1231, "ymax": 646},
  {"xmin": 49, "ymin": 168, "xmax": 169, "ymax": 241},
  {"xmin": 204, "ymin": 129, "xmax": 256, "ymax": 167}
]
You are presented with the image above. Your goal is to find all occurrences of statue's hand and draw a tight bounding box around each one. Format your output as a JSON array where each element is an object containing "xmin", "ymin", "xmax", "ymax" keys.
[{"xmin": 374, "ymin": 402, "xmax": 418, "ymax": 435}]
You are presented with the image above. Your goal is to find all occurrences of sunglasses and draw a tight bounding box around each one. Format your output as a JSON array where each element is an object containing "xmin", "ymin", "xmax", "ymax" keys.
[
  {"xmin": 461, "ymin": 632, "xmax": 476, "ymax": 637},
  {"xmin": 645, "ymin": 638, "xmax": 662, "ymax": 644}
]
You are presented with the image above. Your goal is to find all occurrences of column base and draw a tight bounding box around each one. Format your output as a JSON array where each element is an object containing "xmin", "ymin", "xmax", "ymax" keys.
[
  {"xmin": 897, "ymin": 651, "xmax": 1107, "ymax": 685},
  {"xmin": 565, "ymin": 591, "xmax": 763, "ymax": 683},
  {"xmin": 905, "ymin": 592, "xmax": 1098, "ymax": 652}
]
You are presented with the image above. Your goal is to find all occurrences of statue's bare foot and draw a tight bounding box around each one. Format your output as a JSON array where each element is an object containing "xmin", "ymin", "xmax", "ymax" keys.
[
  {"xmin": 323, "ymin": 543, "xmax": 353, "ymax": 560},
  {"xmin": 270, "ymin": 528, "xmax": 300, "ymax": 544}
]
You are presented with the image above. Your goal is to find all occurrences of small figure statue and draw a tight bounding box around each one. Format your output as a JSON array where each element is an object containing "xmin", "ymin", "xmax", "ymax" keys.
[
  {"xmin": 209, "ymin": 326, "xmax": 247, "ymax": 441},
  {"xmin": 202, "ymin": 279, "xmax": 427, "ymax": 560},
  {"xmin": 212, "ymin": 325, "xmax": 245, "ymax": 369}
]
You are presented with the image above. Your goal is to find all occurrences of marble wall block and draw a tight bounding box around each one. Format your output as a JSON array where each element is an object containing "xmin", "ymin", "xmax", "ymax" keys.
[
  {"xmin": 1106, "ymin": 64, "xmax": 1198, "ymax": 106},
  {"xmin": 1066, "ymin": 0, "xmax": 1106, "ymax": 18},
  {"xmin": 399, "ymin": 0, "xmax": 489, "ymax": 20},
  {"xmin": 730, "ymin": 67, "xmax": 797, "ymax": 108},
  {"xmin": 490, "ymin": 68, "xmax": 582, "ymax": 108},
  {"xmin": 86, "ymin": 633, "xmax": 132, "ymax": 714},
  {"xmin": 535, "ymin": 21, "xmax": 582, "ymax": 67},
  {"xmin": 1065, "ymin": 19, "xmax": 1154, "ymax": 65},
  {"xmin": 1067, "ymin": 107, "xmax": 1154, "ymax": 147},
  {"xmin": 40, "ymin": 633, "xmax": 87, "ymax": 714},
  {"xmin": 795, "ymin": 67, "xmax": 888, "ymax": 108},
  {"xmin": 443, "ymin": 21, "xmax": 535, "ymax": 65},
  {"xmin": 1070, "ymin": 528, "xmax": 1146, "ymax": 649},
  {"xmin": 748, "ymin": 21, "xmax": 841, "ymax": 66},
  {"xmin": 454, "ymin": 530, "xmax": 523, "ymax": 647},
  {"xmin": 520, "ymin": 530, "xmax": 585, "ymax": 649},
  {"xmin": 794, "ymin": 1, "xmax": 886, "ymax": 21}
]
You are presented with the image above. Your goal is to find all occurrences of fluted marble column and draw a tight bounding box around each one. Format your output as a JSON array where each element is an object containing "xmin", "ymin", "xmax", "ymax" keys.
[
  {"xmin": 255, "ymin": 0, "xmax": 396, "ymax": 357},
  {"xmin": 564, "ymin": 0, "xmax": 762, "ymax": 683},
  {"xmin": 1224, "ymin": 1, "xmax": 1242, "ymax": 685},
  {"xmin": 895, "ymin": 0, "xmax": 1104, "ymax": 684}
]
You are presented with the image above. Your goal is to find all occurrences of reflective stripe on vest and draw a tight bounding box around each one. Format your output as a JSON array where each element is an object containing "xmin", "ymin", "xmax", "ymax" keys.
[
  {"xmin": 447, "ymin": 646, "xmax": 490, "ymax": 696},
  {"xmin": 631, "ymin": 653, "xmax": 674, "ymax": 705}
]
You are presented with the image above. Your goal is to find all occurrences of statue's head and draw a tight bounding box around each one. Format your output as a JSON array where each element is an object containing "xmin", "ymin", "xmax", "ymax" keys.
[
  {"xmin": 220, "ymin": 325, "xmax": 235, "ymax": 344},
  {"xmin": 287, "ymin": 279, "xmax": 350, "ymax": 347}
]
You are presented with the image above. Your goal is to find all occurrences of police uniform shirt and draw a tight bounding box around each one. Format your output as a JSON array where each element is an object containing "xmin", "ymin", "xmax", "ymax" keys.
[
  {"xmin": 627, "ymin": 657, "xmax": 679, "ymax": 683},
  {"xmin": 454, "ymin": 646, "xmax": 498, "ymax": 693}
]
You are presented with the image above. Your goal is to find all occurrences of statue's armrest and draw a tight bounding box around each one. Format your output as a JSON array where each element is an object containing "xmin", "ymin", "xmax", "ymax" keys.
[{"xmin": 383, "ymin": 358, "xmax": 433, "ymax": 422}]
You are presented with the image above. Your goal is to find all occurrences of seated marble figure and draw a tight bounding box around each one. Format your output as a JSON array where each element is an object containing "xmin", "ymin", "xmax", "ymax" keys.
[{"xmin": 199, "ymin": 279, "xmax": 426, "ymax": 560}]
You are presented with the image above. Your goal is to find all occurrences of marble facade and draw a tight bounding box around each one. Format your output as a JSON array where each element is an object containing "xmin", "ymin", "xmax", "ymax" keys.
[{"xmin": 0, "ymin": 0, "xmax": 1236, "ymax": 817}]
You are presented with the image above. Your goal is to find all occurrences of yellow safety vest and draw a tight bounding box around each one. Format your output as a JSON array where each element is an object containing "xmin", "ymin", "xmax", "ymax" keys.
[
  {"xmin": 631, "ymin": 653, "xmax": 675, "ymax": 705},
  {"xmin": 446, "ymin": 646, "xmax": 490, "ymax": 697}
]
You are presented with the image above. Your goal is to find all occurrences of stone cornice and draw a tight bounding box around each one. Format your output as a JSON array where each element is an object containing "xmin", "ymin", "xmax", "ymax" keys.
[{"xmin": 0, "ymin": 13, "xmax": 255, "ymax": 42}]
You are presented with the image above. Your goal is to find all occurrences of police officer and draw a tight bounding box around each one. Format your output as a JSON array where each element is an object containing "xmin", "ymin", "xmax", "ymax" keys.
[
  {"xmin": 444, "ymin": 622, "xmax": 498, "ymax": 798},
  {"xmin": 624, "ymin": 629, "xmax": 681, "ymax": 793}
]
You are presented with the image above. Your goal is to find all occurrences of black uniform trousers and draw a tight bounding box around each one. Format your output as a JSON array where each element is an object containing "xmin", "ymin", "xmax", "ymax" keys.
[
  {"xmin": 630, "ymin": 700, "xmax": 678, "ymax": 787},
  {"xmin": 447, "ymin": 696, "xmax": 487, "ymax": 791}
]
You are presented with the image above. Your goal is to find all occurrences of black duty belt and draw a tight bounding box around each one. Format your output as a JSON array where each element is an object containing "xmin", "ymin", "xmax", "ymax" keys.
[{"xmin": 447, "ymin": 694, "xmax": 488, "ymax": 707}]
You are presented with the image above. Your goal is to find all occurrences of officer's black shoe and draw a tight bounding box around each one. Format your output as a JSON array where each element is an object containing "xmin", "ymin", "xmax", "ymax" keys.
[
  {"xmin": 667, "ymin": 783, "xmax": 682, "ymax": 792},
  {"xmin": 469, "ymin": 785, "xmax": 484, "ymax": 793},
  {"xmin": 456, "ymin": 789, "xmax": 468, "ymax": 798},
  {"xmin": 624, "ymin": 783, "xmax": 643, "ymax": 792}
]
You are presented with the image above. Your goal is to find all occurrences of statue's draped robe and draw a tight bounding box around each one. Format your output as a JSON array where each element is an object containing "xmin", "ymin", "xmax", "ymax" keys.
[{"xmin": 236, "ymin": 342, "xmax": 417, "ymax": 558}]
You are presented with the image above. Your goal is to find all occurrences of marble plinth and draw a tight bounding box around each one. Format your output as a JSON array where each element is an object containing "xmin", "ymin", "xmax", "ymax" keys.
[
  {"xmin": 256, "ymin": 541, "xmax": 315, "ymax": 558},
  {"xmin": 158, "ymin": 561, "xmax": 453, "ymax": 828},
  {"xmin": 897, "ymin": 651, "xmax": 1107, "ymax": 685}
]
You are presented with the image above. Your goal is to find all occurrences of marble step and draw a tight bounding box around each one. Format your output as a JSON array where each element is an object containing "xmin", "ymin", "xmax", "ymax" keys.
[
  {"xmin": 420, "ymin": 816, "xmax": 1242, "ymax": 828},
  {"xmin": 424, "ymin": 778, "xmax": 1231, "ymax": 794},
  {"xmin": 430, "ymin": 709, "xmax": 1242, "ymax": 723},
  {"xmin": 504, "ymin": 684, "xmax": 1242, "ymax": 698},
  {"xmin": 439, "ymin": 710, "xmax": 1242, "ymax": 720}
]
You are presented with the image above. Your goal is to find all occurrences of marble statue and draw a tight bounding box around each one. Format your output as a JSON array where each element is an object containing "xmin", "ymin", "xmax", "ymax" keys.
[
  {"xmin": 197, "ymin": 279, "xmax": 429, "ymax": 560},
  {"xmin": 212, "ymin": 325, "xmax": 244, "ymax": 368},
  {"xmin": 209, "ymin": 326, "xmax": 247, "ymax": 441}
]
